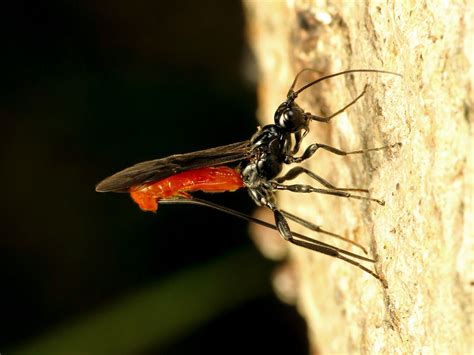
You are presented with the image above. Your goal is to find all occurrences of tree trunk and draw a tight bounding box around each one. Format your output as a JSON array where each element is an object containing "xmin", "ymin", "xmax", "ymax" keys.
[{"xmin": 243, "ymin": 1, "xmax": 473, "ymax": 353}]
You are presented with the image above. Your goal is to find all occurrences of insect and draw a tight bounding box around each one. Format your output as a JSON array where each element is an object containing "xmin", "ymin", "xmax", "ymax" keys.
[{"xmin": 96, "ymin": 69, "xmax": 401, "ymax": 284}]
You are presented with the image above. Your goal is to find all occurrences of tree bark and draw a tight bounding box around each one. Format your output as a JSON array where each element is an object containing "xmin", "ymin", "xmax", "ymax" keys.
[{"xmin": 243, "ymin": 1, "xmax": 473, "ymax": 353}]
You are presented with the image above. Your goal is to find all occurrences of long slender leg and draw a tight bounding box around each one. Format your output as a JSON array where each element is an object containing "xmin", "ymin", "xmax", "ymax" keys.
[
  {"xmin": 160, "ymin": 197, "xmax": 376, "ymax": 262},
  {"xmin": 288, "ymin": 238, "xmax": 385, "ymax": 285},
  {"xmin": 271, "ymin": 206, "xmax": 382, "ymax": 283},
  {"xmin": 270, "ymin": 182, "xmax": 385, "ymax": 205},
  {"xmin": 159, "ymin": 196, "xmax": 383, "ymax": 283},
  {"xmin": 270, "ymin": 205, "xmax": 371, "ymax": 260},
  {"xmin": 287, "ymin": 142, "xmax": 401, "ymax": 164},
  {"xmin": 276, "ymin": 167, "xmax": 369, "ymax": 193},
  {"xmin": 281, "ymin": 209, "xmax": 368, "ymax": 254}
]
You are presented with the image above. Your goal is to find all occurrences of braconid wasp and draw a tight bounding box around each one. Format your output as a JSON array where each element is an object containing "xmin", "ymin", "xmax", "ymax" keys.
[{"xmin": 96, "ymin": 69, "xmax": 401, "ymax": 285}]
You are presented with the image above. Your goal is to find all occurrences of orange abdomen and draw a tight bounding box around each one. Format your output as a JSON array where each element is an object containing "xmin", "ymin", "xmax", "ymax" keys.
[{"xmin": 129, "ymin": 166, "xmax": 244, "ymax": 212}]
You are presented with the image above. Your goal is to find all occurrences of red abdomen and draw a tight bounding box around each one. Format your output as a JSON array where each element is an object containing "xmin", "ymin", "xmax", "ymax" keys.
[{"xmin": 130, "ymin": 166, "xmax": 244, "ymax": 212}]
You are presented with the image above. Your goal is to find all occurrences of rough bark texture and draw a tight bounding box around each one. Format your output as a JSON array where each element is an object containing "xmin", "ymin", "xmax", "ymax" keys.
[{"xmin": 243, "ymin": 1, "xmax": 473, "ymax": 354}]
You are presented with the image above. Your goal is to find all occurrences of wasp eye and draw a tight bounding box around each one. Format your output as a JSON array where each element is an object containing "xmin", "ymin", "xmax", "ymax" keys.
[
  {"xmin": 274, "ymin": 102, "xmax": 307, "ymax": 133},
  {"xmin": 276, "ymin": 109, "xmax": 296, "ymax": 131},
  {"xmin": 283, "ymin": 110, "xmax": 293, "ymax": 121},
  {"xmin": 275, "ymin": 108, "xmax": 292, "ymax": 129}
]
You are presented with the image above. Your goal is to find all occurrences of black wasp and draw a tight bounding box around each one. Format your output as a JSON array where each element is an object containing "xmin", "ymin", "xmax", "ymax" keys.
[{"xmin": 96, "ymin": 68, "xmax": 401, "ymax": 284}]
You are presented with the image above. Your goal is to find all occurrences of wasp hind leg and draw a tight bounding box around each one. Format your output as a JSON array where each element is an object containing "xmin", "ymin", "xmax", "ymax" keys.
[{"xmin": 270, "ymin": 206, "xmax": 383, "ymax": 283}]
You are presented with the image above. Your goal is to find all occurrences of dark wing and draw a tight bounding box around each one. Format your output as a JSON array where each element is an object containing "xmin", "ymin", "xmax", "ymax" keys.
[{"xmin": 95, "ymin": 140, "xmax": 251, "ymax": 192}]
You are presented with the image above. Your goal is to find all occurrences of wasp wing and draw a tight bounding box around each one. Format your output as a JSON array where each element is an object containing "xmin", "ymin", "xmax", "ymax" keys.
[{"xmin": 96, "ymin": 140, "xmax": 251, "ymax": 192}]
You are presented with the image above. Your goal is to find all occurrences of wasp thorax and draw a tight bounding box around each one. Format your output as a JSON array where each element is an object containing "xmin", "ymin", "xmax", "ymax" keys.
[
  {"xmin": 256, "ymin": 153, "xmax": 283, "ymax": 179},
  {"xmin": 274, "ymin": 101, "xmax": 307, "ymax": 133}
]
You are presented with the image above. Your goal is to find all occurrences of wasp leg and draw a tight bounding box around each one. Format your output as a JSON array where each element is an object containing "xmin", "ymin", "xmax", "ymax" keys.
[
  {"xmin": 270, "ymin": 182, "xmax": 385, "ymax": 206},
  {"xmin": 291, "ymin": 131, "xmax": 305, "ymax": 155},
  {"xmin": 281, "ymin": 209, "xmax": 367, "ymax": 254},
  {"xmin": 160, "ymin": 197, "xmax": 377, "ymax": 263},
  {"xmin": 275, "ymin": 167, "xmax": 369, "ymax": 193},
  {"xmin": 287, "ymin": 142, "xmax": 400, "ymax": 164},
  {"xmin": 289, "ymin": 237, "xmax": 385, "ymax": 285},
  {"xmin": 271, "ymin": 207, "xmax": 382, "ymax": 283}
]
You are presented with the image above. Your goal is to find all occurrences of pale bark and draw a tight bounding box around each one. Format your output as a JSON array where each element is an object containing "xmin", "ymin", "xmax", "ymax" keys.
[{"xmin": 243, "ymin": 0, "xmax": 473, "ymax": 353}]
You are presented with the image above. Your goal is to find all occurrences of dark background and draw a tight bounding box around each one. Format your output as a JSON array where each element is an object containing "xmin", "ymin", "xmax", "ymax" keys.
[{"xmin": 1, "ymin": 1, "xmax": 308, "ymax": 354}]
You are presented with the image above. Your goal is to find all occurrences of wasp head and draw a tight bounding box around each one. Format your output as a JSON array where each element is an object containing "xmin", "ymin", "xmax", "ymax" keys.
[{"xmin": 274, "ymin": 100, "xmax": 308, "ymax": 133}]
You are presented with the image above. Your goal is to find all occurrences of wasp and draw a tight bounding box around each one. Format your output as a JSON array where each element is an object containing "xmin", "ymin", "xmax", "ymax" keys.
[{"xmin": 96, "ymin": 69, "xmax": 401, "ymax": 283}]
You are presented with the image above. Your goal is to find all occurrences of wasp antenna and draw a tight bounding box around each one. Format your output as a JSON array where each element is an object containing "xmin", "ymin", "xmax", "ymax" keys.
[
  {"xmin": 292, "ymin": 69, "xmax": 402, "ymax": 97},
  {"xmin": 287, "ymin": 68, "xmax": 322, "ymax": 96}
]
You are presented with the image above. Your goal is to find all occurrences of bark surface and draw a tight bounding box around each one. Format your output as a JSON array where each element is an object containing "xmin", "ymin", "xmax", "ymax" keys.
[{"xmin": 243, "ymin": 1, "xmax": 473, "ymax": 353}]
